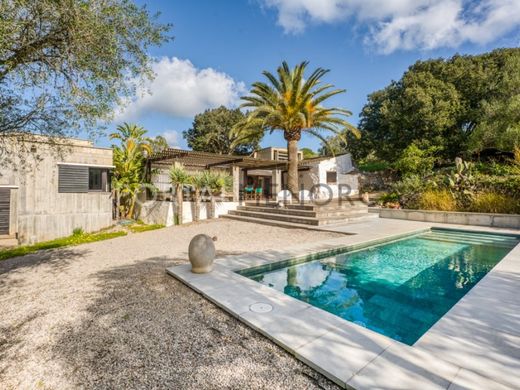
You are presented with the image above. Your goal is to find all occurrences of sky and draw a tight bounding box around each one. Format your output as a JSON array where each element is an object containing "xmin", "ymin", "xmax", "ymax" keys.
[{"xmin": 102, "ymin": 0, "xmax": 520, "ymax": 151}]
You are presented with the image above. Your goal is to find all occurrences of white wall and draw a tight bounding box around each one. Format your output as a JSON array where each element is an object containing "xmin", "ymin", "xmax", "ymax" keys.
[
  {"xmin": 139, "ymin": 200, "xmax": 238, "ymax": 226},
  {"xmin": 299, "ymin": 154, "xmax": 358, "ymax": 198}
]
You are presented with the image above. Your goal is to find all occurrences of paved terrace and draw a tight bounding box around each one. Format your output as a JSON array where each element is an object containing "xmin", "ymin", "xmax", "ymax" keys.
[{"xmin": 168, "ymin": 218, "xmax": 520, "ymax": 389}]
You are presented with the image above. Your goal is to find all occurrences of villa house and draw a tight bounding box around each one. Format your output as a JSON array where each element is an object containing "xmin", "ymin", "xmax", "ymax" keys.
[
  {"xmin": 0, "ymin": 134, "xmax": 114, "ymax": 244},
  {"xmin": 140, "ymin": 146, "xmax": 360, "ymax": 225}
]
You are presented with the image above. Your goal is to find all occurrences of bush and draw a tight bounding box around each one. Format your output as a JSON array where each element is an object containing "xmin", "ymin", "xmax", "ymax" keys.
[
  {"xmin": 469, "ymin": 192, "xmax": 520, "ymax": 214},
  {"xmin": 72, "ymin": 227, "xmax": 84, "ymax": 236},
  {"xmin": 393, "ymin": 144, "xmax": 438, "ymax": 177},
  {"xmin": 417, "ymin": 190, "xmax": 457, "ymax": 211}
]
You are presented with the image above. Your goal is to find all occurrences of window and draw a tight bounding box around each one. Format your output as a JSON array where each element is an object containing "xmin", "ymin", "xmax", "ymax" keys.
[
  {"xmin": 59, "ymin": 164, "xmax": 111, "ymax": 193},
  {"xmin": 326, "ymin": 171, "xmax": 337, "ymax": 184},
  {"xmin": 89, "ymin": 168, "xmax": 102, "ymax": 191}
]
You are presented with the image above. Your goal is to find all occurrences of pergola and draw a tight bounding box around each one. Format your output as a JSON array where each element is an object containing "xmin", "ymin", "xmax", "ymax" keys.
[
  {"xmin": 148, "ymin": 148, "xmax": 290, "ymax": 170},
  {"xmin": 147, "ymin": 148, "xmax": 323, "ymax": 201}
]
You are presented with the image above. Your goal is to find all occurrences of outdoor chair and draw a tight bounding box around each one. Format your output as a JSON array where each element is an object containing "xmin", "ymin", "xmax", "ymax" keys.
[
  {"xmin": 255, "ymin": 187, "xmax": 263, "ymax": 200},
  {"xmin": 244, "ymin": 186, "xmax": 254, "ymax": 200}
]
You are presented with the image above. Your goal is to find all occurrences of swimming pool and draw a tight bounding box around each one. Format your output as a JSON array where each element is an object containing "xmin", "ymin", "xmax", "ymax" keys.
[{"xmin": 239, "ymin": 228, "xmax": 519, "ymax": 345}]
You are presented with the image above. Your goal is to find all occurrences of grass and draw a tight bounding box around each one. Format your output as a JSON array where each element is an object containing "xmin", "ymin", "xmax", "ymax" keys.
[
  {"xmin": 0, "ymin": 230, "xmax": 127, "ymax": 261},
  {"xmin": 128, "ymin": 223, "xmax": 165, "ymax": 233}
]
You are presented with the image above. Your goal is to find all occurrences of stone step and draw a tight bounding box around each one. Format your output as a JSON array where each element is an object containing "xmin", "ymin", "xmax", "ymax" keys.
[
  {"xmin": 220, "ymin": 214, "xmax": 325, "ymax": 230},
  {"xmin": 228, "ymin": 210, "xmax": 321, "ymax": 225},
  {"xmin": 237, "ymin": 205, "xmax": 369, "ymax": 218},
  {"xmin": 221, "ymin": 213, "xmax": 378, "ymax": 230},
  {"xmin": 228, "ymin": 209, "xmax": 378, "ymax": 226}
]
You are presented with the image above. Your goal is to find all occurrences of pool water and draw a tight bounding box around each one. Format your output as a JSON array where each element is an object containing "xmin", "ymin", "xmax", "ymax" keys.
[{"xmin": 240, "ymin": 229, "xmax": 519, "ymax": 345}]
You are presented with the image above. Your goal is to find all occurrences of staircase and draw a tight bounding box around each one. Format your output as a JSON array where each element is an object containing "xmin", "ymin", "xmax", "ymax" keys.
[{"xmin": 221, "ymin": 197, "xmax": 378, "ymax": 229}]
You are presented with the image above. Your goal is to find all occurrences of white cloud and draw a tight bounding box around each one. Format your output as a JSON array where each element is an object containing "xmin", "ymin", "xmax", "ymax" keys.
[
  {"xmin": 161, "ymin": 130, "xmax": 179, "ymax": 147},
  {"xmin": 117, "ymin": 57, "xmax": 246, "ymax": 120},
  {"xmin": 260, "ymin": 0, "xmax": 520, "ymax": 53}
]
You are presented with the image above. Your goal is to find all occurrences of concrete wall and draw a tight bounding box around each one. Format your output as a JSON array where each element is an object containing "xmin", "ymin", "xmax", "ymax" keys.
[
  {"xmin": 139, "ymin": 200, "xmax": 238, "ymax": 226},
  {"xmin": 380, "ymin": 208, "xmax": 520, "ymax": 229},
  {"xmin": 0, "ymin": 135, "xmax": 113, "ymax": 243}
]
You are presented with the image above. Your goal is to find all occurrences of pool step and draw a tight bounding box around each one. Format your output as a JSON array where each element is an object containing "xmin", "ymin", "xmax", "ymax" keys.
[
  {"xmin": 422, "ymin": 232, "xmax": 518, "ymax": 248},
  {"xmin": 429, "ymin": 230, "xmax": 519, "ymax": 244}
]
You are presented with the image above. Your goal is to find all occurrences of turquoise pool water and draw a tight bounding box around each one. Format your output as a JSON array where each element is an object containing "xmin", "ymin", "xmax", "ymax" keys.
[{"xmin": 240, "ymin": 229, "xmax": 519, "ymax": 345}]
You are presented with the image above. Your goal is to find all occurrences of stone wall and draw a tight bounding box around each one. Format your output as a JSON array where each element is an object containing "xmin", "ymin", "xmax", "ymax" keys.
[{"xmin": 380, "ymin": 208, "xmax": 520, "ymax": 229}]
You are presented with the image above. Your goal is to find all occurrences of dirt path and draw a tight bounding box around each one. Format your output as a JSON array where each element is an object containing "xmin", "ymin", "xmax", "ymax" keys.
[{"xmin": 0, "ymin": 220, "xmax": 342, "ymax": 389}]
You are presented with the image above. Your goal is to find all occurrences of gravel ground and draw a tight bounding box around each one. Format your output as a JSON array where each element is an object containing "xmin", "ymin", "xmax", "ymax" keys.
[{"xmin": 0, "ymin": 220, "xmax": 344, "ymax": 390}]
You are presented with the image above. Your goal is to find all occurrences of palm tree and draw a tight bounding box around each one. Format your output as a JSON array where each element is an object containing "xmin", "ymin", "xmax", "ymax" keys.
[
  {"xmin": 238, "ymin": 61, "xmax": 359, "ymax": 197},
  {"xmin": 110, "ymin": 123, "xmax": 153, "ymax": 219},
  {"xmin": 189, "ymin": 172, "xmax": 208, "ymax": 222},
  {"xmin": 205, "ymin": 171, "xmax": 232, "ymax": 218},
  {"xmin": 169, "ymin": 164, "xmax": 191, "ymax": 224}
]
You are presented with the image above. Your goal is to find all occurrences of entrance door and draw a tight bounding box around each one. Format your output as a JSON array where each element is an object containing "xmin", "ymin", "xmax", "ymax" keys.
[{"xmin": 0, "ymin": 188, "xmax": 10, "ymax": 235}]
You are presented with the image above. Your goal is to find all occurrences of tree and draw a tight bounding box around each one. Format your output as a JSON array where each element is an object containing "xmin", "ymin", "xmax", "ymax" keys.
[
  {"xmin": 0, "ymin": 0, "xmax": 170, "ymax": 137},
  {"xmin": 183, "ymin": 106, "xmax": 262, "ymax": 155},
  {"xmin": 301, "ymin": 148, "xmax": 318, "ymax": 159},
  {"xmin": 110, "ymin": 123, "xmax": 152, "ymax": 219},
  {"xmin": 189, "ymin": 172, "xmax": 207, "ymax": 222},
  {"xmin": 238, "ymin": 61, "xmax": 358, "ymax": 197},
  {"xmin": 204, "ymin": 171, "xmax": 232, "ymax": 218},
  {"xmin": 149, "ymin": 135, "xmax": 169, "ymax": 154},
  {"xmin": 169, "ymin": 164, "xmax": 191, "ymax": 225},
  {"xmin": 351, "ymin": 48, "xmax": 520, "ymax": 162}
]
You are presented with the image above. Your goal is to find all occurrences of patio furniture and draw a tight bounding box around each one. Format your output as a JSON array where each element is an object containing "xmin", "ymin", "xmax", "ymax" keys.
[
  {"xmin": 255, "ymin": 187, "xmax": 263, "ymax": 199},
  {"xmin": 244, "ymin": 186, "xmax": 254, "ymax": 200}
]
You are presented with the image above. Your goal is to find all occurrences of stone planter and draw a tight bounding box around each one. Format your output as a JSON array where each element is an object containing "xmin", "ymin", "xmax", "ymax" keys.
[{"xmin": 188, "ymin": 234, "xmax": 216, "ymax": 273}]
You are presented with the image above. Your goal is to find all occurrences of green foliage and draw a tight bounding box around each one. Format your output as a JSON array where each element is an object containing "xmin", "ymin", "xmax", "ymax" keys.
[
  {"xmin": 169, "ymin": 164, "xmax": 191, "ymax": 189},
  {"xmin": 238, "ymin": 61, "xmax": 357, "ymax": 195},
  {"xmin": 0, "ymin": 231, "xmax": 127, "ymax": 261},
  {"xmin": 111, "ymin": 123, "xmax": 154, "ymax": 219},
  {"xmin": 417, "ymin": 190, "xmax": 457, "ymax": 211},
  {"xmin": 184, "ymin": 106, "xmax": 262, "ymax": 155},
  {"xmin": 351, "ymin": 48, "xmax": 520, "ymax": 161},
  {"xmin": 393, "ymin": 144, "xmax": 437, "ymax": 177},
  {"xmin": 0, "ymin": 0, "xmax": 171, "ymax": 136},
  {"xmin": 357, "ymin": 159, "xmax": 390, "ymax": 172},
  {"xmin": 469, "ymin": 192, "xmax": 520, "ymax": 214},
  {"xmin": 129, "ymin": 224, "xmax": 165, "ymax": 233},
  {"xmin": 72, "ymin": 227, "xmax": 84, "ymax": 236},
  {"xmin": 445, "ymin": 158, "xmax": 476, "ymax": 209},
  {"xmin": 390, "ymin": 174, "xmax": 433, "ymax": 209},
  {"xmin": 301, "ymin": 148, "xmax": 318, "ymax": 159}
]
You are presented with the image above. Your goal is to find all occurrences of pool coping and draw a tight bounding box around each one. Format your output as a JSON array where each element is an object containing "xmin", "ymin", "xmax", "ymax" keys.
[{"xmin": 166, "ymin": 220, "xmax": 520, "ymax": 389}]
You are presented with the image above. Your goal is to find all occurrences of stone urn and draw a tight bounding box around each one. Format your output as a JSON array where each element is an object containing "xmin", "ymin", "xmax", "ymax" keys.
[{"xmin": 188, "ymin": 234, "xmax": 216, "ymax": 273}]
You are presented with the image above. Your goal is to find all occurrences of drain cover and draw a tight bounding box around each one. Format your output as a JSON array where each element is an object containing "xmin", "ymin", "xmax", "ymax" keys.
[{"xmin": 249, "ymin": 302, "xmax": 273, "ymax": 313}]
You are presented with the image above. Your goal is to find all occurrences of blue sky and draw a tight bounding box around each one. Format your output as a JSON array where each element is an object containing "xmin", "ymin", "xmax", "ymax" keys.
[{"xmin": 102, "ymin": 0, "xmax": 520, "ymax": 151}]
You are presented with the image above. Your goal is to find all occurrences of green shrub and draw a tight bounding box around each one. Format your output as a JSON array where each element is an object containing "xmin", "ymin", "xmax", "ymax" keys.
[
  {"xmin": 358, "ymin": 160, "xmax": 390, "ymax": 172},
  {"xmin": 469, "ymin": 192, "xmax": 520, "ymax": 214},
  {"xmin": 393, "ymin": 144, "xmax": 438, "ymax": 177},
  {"xmin": 417, "ymin": 190, "xmax": 457, "ymax": 211},
  {"xmin": 72, "ymin": 227, "xmax": 84, "ymax": 236}
]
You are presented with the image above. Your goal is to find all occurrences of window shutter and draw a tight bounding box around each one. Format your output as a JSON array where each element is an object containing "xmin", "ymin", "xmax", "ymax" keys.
[
  {"xmin": 0, "ymin": 188, "xmax": 10, "ymax": 235},
  {"xmin": 58, "ymin": 165, "xmax": 89, "ymax": 193}
]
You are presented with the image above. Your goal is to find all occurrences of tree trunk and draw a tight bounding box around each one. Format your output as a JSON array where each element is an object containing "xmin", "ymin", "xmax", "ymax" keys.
[
  {"xmin": 287, "ymin": 138, "xmax": 299, "ymax": 199},
  {"xmin": 209, "ymin": 195, "xmax": 216, "ymax": 219},
  {"xmin": 115, "ymin": 190, "xmax": 121, "ymax": 220},
  {"xmin": 176, "ymin": 184, "xmax": 183, "ymax": 225},
  {"xmin": 194, "ymin": 189, "xmax": 200, "ymax": 222},
  {"xmin": 128, "ymin": 195, "xmax": 137, "ymax": 220}
]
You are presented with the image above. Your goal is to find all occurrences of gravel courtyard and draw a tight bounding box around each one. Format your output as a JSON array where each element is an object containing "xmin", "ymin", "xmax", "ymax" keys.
[{"xmin": 0, "ymin": 220, "xmax": 343, "ymax": 390}]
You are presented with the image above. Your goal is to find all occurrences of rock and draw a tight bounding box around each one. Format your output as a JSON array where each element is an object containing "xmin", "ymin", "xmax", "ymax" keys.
[{"xmin": 188, "ymin": 234, "xmax": 216, "ymax": 273}]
